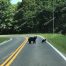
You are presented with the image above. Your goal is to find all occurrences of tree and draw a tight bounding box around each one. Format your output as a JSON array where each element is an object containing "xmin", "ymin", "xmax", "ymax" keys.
[
  {"xmin": 0, "ymin": 0, "xmax": 16, "ymax": 34},
  {"xmin": 0, "ymin": 0, "xmax": 65, "ymax": 34}
]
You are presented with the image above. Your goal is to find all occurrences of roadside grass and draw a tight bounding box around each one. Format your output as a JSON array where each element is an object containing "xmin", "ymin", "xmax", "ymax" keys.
[
  {"xmin": 0, "ymin": 34, "xmax": 66, "ymax": 54},
  {"xmin": 40, "ymin": 34, "xmax": 66, "ymax": 54},
  {"xmin": 0, "ymin": 37, "xmax": 9, "ymax": 43}
]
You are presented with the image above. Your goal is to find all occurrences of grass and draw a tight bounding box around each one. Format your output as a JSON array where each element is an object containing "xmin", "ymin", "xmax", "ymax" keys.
[
  {"xmin": 0, "ymin": 37, "xmax": 9, "ymax": 43},
  {"xmin": 40, "ymin": 34, "xmax": 66, "ymax": 54},
  {"xmin": 0, "ymin": 34, "xmax": 66, "ymax": 54}
]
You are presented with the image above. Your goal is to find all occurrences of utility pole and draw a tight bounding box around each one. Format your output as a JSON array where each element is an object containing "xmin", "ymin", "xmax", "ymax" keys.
[{"xmin": 53, "ymin": 0, "xmax": 55, "ymax": 34}]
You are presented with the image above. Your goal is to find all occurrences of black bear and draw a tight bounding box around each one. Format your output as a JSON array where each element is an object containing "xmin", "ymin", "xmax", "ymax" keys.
[
  {"xmin": 42, "ymin": 39, "xmax": 46, "ymax": 43},
  {"xmin": 28, "ymin": 36, "xmax": 37, "ymax": 44}
]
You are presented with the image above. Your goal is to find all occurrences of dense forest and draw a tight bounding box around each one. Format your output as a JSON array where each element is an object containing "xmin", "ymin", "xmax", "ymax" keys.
[{"xmin": 0, "ymin": 0, "xmax": 66, "ymax": 34}]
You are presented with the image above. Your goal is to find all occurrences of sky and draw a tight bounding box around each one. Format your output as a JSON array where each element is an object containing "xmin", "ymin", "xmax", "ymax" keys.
[{"xmin": 10, "ymin": 0, "xmax": 22, "ymax": 4}]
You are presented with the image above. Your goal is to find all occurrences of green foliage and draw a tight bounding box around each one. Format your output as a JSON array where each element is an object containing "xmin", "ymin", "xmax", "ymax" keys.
[
  {"xmin": 12, "ymin": 0, "xmax": 66, "ymax": 34},
  {"xmin": 0, "ymin": 0, "xmax": 17, "ymax": 34},
  {"xmin": 0, "ymin": 0, "xmax": 66, "ymax": 34},
  {"xmin": 14, "ymin": 0, "xmax": 53, "ymax": 33}
]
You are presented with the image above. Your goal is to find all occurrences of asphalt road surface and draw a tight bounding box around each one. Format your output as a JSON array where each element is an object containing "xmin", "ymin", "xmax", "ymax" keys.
[{"xmin": 0, "ymin": 36, "xmax": 66, "ymax": 66}]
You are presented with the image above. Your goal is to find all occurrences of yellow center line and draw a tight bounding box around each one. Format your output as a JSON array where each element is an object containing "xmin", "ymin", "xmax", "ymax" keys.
[{"xmin": 0, "ymin": 37, "xmax": 28, "ymax": 66}]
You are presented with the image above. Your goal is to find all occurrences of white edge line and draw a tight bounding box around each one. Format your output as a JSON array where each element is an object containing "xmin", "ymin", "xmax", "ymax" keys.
[
  {"xmin": 37, "ymin": 35, "xmax": 66, "ymax": 61},
  {"xmin": 0, "ymin": 38, "xmax": 12, "ymax": 46}
]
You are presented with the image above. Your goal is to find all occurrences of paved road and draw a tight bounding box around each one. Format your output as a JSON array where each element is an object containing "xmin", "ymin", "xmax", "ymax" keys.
[
  {"xmin": 0, "ymin": 37, "xmax": 25, "ymax": 64},
  {"xmin": 0, "ymin": 36, "xmax": 66, "ymax": 66}
]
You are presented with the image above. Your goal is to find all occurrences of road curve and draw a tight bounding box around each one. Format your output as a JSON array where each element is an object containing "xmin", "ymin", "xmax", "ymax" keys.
[
  {"xmin": 0, "ymin": 36, "xmax": 66, "ymax": 66},
  {"xmin": 0, "ymin": 37, "xmax": 25, "ymax": 64},
  {"xmin": 11, "ymin": 37, "xmax": 66, "ymax": 66}
]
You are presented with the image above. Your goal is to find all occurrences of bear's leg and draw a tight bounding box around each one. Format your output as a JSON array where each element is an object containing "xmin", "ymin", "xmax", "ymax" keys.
[
  {"xmin": 29, "ymin": 40, "xmax": 31, "ymax": 44},
  {"xmin": 33, "ymin": 40, "xmax": 36, "ymax": 44}
]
